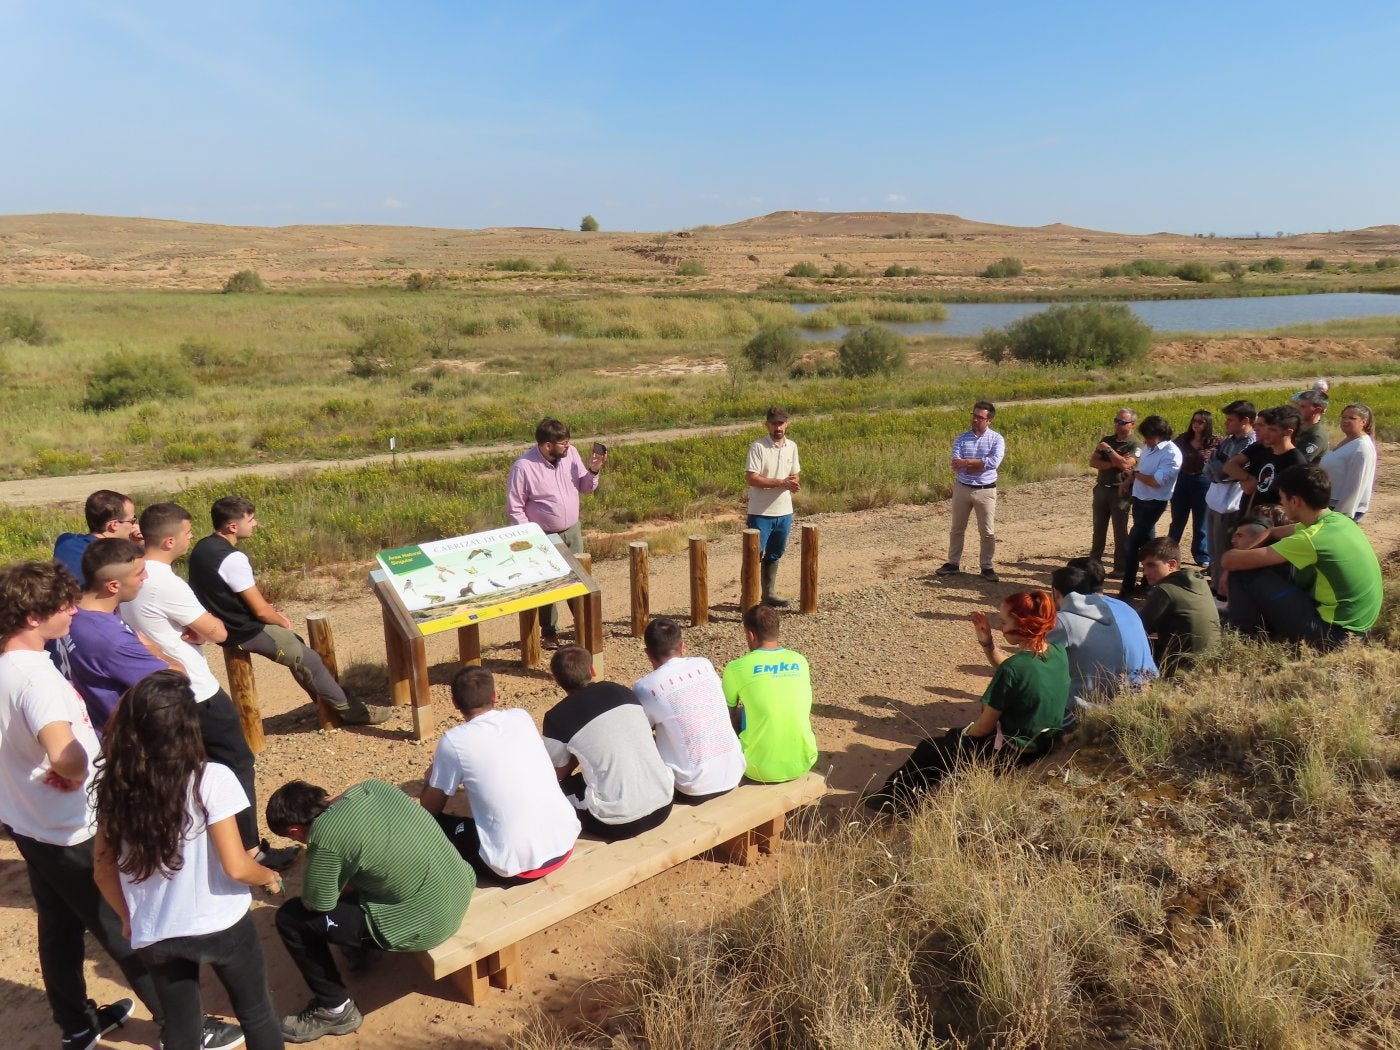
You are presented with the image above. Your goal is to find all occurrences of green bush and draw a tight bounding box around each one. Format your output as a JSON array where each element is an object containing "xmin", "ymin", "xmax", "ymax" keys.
[
  {"xmin": 982, "ymin": 256, "xmax": 1024, "ymax": 279},
  {"xmin": 1305, "ymin": 257, "xmax": 1328, "ymax": 270},
  {"xmin": 883, "ymin": 264, "xmax": 923, "ymax": 277},
  {"xmin": 547, "ymin": 256, "xmax": 574, "ymax": 273},
  {"xmin": 83, "ymin": 353, "xmax": 195, "ymax": 411},
  {"xmin": 404, "ymin": 271, "xmax": 443, "ymax": 291},
  {"xmin": 348, "ymin": 322, "xmax": 425, "ymax": 377},
  {"xmin": 491, "ymin": 258, "xmax": 537, "ymax": 272},
  {"xmin": 741, "ymin": 325, "xmax": 802, "ymax": 374},
  {"xmin": 676, "ymin": 259, "xmax": 708, "ymax": 276},
  {"xmin": 579, "ymin": 214, "xmax": 599, "ymax": 232},
  {"xmin": 1100, "ymin": 259, "xmax": 1173, "ymax": 278},
  {"xmin": 1221, "ymin": 261, "xmax": 1246, "ymax": 282},
  {"xmin": 1377, "ymin": 257, "xmax": 1399, "ymax": 271},
  {"xmin": 785, "ymin": 261, "xmax": 821, "ymax": 279},
  {"xmin": 977, "ymin": 303, "xmax": 1152, "ymax": 368},
  {"xmin": 837, "ymin": 326, "xmax": 906, "ymax": 378},
  {"xmin": 1172, "ymin": 261, "xmax": 1215, "ymax": 283},
  {"xmin": 1259, "ymin": 256, "xmax": 1288, "ymax": 273},
  {"xmin": 0, "ymin": 307, "xmax": 57, "ymax": 345},
  {"xmin": 222, "ymin": 269, "xmax": 265, "ymax": 293},
  {"xmin": 827, "ymin": 263, "xmax": 860, "ymax": 279}
]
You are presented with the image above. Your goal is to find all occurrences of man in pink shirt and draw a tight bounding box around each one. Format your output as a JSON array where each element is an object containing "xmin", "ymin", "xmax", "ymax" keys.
[{"xmin": 506, "ymin": 418, "xmax": 608, "ymax": 647}]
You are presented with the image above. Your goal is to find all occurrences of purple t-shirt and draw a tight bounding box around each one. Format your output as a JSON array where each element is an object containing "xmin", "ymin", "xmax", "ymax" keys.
[{"xmin": 59, "ymin": 607, "xmax": 167, "ymax": 732}]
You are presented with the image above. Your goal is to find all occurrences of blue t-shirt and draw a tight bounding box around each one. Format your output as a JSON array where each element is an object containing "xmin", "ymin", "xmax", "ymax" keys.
[
  {"xmin": 53, "ymin": 533, "xmax": 95, "ymax": 587},
  {"xmin": 60, "ymin": 607, "xmax": 168, "ymax": 732}
]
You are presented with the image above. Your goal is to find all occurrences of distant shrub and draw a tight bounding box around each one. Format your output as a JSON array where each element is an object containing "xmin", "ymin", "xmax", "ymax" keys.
[
  {"xmin": 579, "ymin": 214, "xmax": 599, "ymax": 232},
  {"xmin": 1259, "ymin": 256, "xmax": 1288, "ymax": 273},
  {"xmin": 547, "ymin": 256, "xmax": 574, "ymax": 272},
  {"xmin": 741, "ymin": 325, "xmax": 802, "ymax": 374},
  {"xmin": 786, "ymin": 261, "xmax": 822, "ymax": 278},
  {"xmin": 1100, "ymin": 260, "xmax": 1173, "ymax": 278},
  {"xmin": 1305, "ymin": 257, "xmax": 1328, "ymax": 270},
  {"xmin": 348, "ymin": 322, "xmax": 425, "ymax": 377},
  {"xmin": 222, "ymin": 269, "xmax": 265, "ymax": 294},
  {"xmin": 1221, "ymin": 261, "xmax": 1246, "ymax": 282},
  {"xmin": 981, "ymin": 256, "xmax": 1023, "ymax": 279},
  {"xmin": 176, "ymin": 338, "xmax": 232, "ymax": 368},
  {"xmin": 676, "ymin": 259, "xmax": 708, "ymax": 276},
  {"xmin": 827, "ymin": 263, "xmax": 860, "ymax": 279},
  {"xmin": 837, "ymin": 326, "xmax": 906, "ymax": 378},
  {"xmin": 0, "ymin": 307, "xmax": 58, "ymax": 345},
  {"xmin": 1377, "ymin": 256, "xmax": 1399, "ymax": 271},
  {"xmin": 491, "ymin": 258, "xmax": 537, "ymax": 272},
  {"xmin": 978, "ymin": 303, "xmax": 1152, "ymax": 368},
  {"xmin": 404, "ymin": 271, "xmax": 443, "ymax": 291},
  {"xmin": 883, "ymin": 264, "xmax": 923, "ymax": 277},
  {"xmin": 1172, "ymin": 261, "xmax": 1215, "ymax": 283},
  {"xmin": 84, "ymin": 353, "xmax": 195, "ymax": 411}
]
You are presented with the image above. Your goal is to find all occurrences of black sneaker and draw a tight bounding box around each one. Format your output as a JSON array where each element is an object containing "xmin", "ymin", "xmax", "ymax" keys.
[
  {"xmin": 199, "ymin": 1019, "xmax": 246, "ymax": 1050},
  {"xmin": 981, "ymin": 568, "xmax": 1000, "ymax": 583},
  {"xmin": 255, "ymin": 838, "xmax": 301, "ymax": 872},
  {"xmin": 281, "ymin": 1000, "xmax": 364, "ymax": 1043},
  {"xmin": 934, "ymin": 563, "xmax": 960, "ymax": 576},
  {"xmin": 63, "ymin": 998, "xmax": 133, "ymax": 1050}
]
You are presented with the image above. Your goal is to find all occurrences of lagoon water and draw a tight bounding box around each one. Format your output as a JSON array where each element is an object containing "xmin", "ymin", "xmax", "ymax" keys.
[{"xmin": 794, "ymin": 292, "xmax": 1400, "ymax": 340}]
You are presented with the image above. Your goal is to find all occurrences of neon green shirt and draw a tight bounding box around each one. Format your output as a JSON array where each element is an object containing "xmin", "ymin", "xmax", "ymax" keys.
[
  {"xmin": 1271, "ymin": 511, "xmax": 1382, "ymax": 632},
  {"xmin": 721, "ymin": 647, "xmax": 818, "ymax": 783}
]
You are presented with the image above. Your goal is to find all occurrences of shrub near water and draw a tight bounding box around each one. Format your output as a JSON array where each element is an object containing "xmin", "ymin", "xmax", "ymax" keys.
[
  {"xmin": 83, "ymin": 353, "xmax": 195, "ymax": 411},
  {"xmin": 982, "ymin": 256, "xmax": 1024, "ymax": 278},
  {"xmin": 837, "ymin": 326, "xmax": 907, "ymax": 378},
  {"xmin": 740, "ymin": 325, "xmax": 802, "ymax": 374},
  {"xmin": 979, "ymin": 302, "xmax": 1152, "ymax": 367},
  {"xmin": 221, "ymin": 269, "xmax": 265, "ymax": 293}
]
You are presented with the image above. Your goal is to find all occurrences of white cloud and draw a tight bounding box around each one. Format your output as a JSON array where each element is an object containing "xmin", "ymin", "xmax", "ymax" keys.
[
  {"xmin": 886, "ymin": 193, "xmax": 907, "ymax": 204},
  {"xmin": 383, "ymin": 197, "xmax": 405, "ymax": 209}
]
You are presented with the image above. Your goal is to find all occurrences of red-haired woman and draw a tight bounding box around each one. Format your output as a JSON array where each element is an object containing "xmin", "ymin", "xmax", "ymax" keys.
[{"xmin": 866, "ymin": 590, "xmax": 1069, "ymax": 812}]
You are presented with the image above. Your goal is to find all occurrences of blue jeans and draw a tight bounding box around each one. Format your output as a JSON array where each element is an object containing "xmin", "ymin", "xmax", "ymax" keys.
[
  {"xmin": 138, "ymin": 910, "xmax": 282, "ymax": 1050},
  {"xmin": 1167, "ymin": 473, "xmax": 1211, "ymax": 564},
  {"xmin": 1121, "ymin": 497, "xmax": 1169, "ymax": 592},
  {"xmin": 747, "ymin": 513, "xmax": 793, "ymax": 565}
]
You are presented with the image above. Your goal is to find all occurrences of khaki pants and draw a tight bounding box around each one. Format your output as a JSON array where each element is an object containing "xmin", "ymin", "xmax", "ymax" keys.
[
  {"xmin": 541, "ymin": 521, "xmax": 584, "ymax": 634},
  {"xmin": 948, "ymin": 483, "xmax": 997, "ymax": 571}
]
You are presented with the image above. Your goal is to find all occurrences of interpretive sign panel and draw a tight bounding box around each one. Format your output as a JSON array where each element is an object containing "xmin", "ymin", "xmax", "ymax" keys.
[{"xmin": 375, "ymin": 523, "xmax": 591, "ymax": 636}]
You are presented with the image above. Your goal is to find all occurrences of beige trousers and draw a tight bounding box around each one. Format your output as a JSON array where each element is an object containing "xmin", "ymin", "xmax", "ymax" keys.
[{"xmin": 947, "ymin": 483, "xmax": 997, "ymax": 571}]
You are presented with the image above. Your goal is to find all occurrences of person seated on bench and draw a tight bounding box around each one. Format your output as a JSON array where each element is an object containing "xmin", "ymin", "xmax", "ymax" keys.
[
  {"xmin": 266, "ymin": 779, "xmax": 475, "ymax": 1043},
  {"xmin": 721, "ymin": 604, "xmax": 818, "ymax": 784},
  {"xmin": 1220, "ymin": 465, "xmax": 1383, "ymax": 649},
  {"xmin": 543, "ymin": 645, "xmax": 674, "ymax": 842},
  {"xmin": 419, "ymin": 666, "xmax": 580, "ymax": 885},
  {"xmin": 866, "ymin": 591, "xmax": 1068, "ymax": 813},
  {"xmin": 1136, "ymin": 537, "xmax": 1221, "ymax": 677},
  {"xmin": 1047, "ymin": 557, "xmax": 1156, "ymax": 723},
  {"xmin": 633, "ymin": 616, "xmax": 746, "ymax": 804}
]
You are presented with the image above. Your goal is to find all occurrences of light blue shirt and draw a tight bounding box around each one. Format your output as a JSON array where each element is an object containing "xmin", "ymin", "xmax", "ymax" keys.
[
  {"xmin": 1132, "ymin": 440, "xmax": 1182, "ymax": 501},
  {"xmin": 951, "ymin": 428, "xmax": 1005, "ymax": 486}
]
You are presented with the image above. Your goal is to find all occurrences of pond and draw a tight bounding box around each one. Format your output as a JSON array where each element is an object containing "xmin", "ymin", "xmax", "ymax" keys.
[{"xmin": 794, "ymin": 292, "xmax": 1400, "ymax": 340}]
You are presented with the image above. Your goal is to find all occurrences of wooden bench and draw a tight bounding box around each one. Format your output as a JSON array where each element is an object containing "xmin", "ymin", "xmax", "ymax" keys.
[{"xmin": 419, "ymin": 772, "xmax": 827, "ymax": 1003}]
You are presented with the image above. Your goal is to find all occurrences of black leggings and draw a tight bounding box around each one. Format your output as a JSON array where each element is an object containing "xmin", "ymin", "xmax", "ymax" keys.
[
  {"xmin": 877, "ymin": 727, "xmax": 1041, "ymax": 810},
  {"xmin": 196, "ymin": 689, "xmax": 259, "ymax": 850}
]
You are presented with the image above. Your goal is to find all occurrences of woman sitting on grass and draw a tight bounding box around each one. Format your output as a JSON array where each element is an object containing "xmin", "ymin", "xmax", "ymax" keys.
[
  {"xmin": 93, "ymin": 671, "xmax": 285, "ymax": 1050},
  {"xmin": 867, "ymin": 590, "xmax": 1069, "ymax": 813}
]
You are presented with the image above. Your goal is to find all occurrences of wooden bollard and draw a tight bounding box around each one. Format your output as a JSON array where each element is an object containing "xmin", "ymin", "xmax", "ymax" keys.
[
  {"xmin": 740, "ymin": 528, "xmax": 761, "ymax": 613},
  {"xmin": 800, "ymin": 524, "xmax": 819, "ymax": 614},
  {"xmin": 222, "ymin": 647, "xmax": 264, "ymax": 754},
  {"xmin": 520, "ymin": 606, "xmax": 541, "ymax": 669},
  {"xmin": 410, "ymin": 636, "xmax": 434, "ymax": 738},
  {"xmin": 381, "ymin": 608, "xmax": 411, "ymax": 707},
  {"xmin": 629, "ymin": 541, "xmax": 649, "ymax": 637},
  {"xmin": 306, "ymin": 613, "xmax": 343, "ymax": 730},
  {"xmin": 457, "ymin": 624, "xmax": 482, "ymax": 667},
  {"xmin": 574, "ymin": 553, "xmax": 595, "ymax": 652},
  {"xmin": 689, "ymin": 536, "xmax": 709, "ymax": 627}
]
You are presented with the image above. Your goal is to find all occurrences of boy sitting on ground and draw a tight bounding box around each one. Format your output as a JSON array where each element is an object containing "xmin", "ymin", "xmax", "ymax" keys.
[{"xmin": 1137, "ymin": 537, "xmax": 1221, "ymax": 677}]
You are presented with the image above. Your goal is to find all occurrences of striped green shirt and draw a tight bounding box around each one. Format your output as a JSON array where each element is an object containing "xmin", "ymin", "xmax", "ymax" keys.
[{"xmin": 302, "ymin": 780, "xmax": 474, "ymax": 951}]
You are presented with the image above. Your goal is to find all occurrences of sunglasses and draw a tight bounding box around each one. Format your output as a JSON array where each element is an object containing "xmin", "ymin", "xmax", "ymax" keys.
[{"xmin": 1114, "ymin": 418, "xmax": 1135, "ymax": 425}]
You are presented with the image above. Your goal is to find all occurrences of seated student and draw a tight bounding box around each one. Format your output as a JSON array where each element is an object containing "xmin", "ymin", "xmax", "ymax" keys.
[
  {"xmin": 420, "ymin": 666, "xmax": 579, "ymax": 885},
  {"xmin": 720, "ymin": 605, "xmax": 819, "ymax": 784},
  {"xmin": 868, "ymin": 591, "xmax": 1068, "ymax": 813},
  {"xmin": 1047, "ymin": 557, "xmax": 1157, "ymax": 720},
  {"xmin": 542, "ymin": 645, "xmax": 675, "ymax": 842},
  {"xmin": 633, "ymin": 616, "xmax": 746, "ymax": 803},
  {"xmin": 1136, "ymin": 537, "xmax": 1222, "ymax": 676},
  {"xmin": 268, "ymin": 779, "xmax": 475, "ymax": 1043},
  {"xmin": 1221, "ymin": 465, "xmax": 1383, "ymax": 648},
  {"xmin": 1213, "ymin": 515, "xmax": 1274, "ymax": 605}
]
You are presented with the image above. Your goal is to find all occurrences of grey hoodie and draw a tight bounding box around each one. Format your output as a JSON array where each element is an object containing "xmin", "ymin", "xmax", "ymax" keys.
[{"xmin": 1048, "ymin": 592, "xmax": 1158, "ymax": 703}]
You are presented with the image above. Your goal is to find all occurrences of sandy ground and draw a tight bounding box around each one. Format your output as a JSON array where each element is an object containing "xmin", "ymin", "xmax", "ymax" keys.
[{"xmin": 2, "ymin": 457, "xmax": 1396, "ymax": 1048}]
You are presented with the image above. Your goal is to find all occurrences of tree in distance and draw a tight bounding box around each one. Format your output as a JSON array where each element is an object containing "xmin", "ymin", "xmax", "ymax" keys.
[
  {"xmin": 1305, "ymin": 257, "xmax": 1328, "ymax": 270},
  {"xmin": 981, "ymin": 256, "xmax": 1023, "ymax": 279},
  {"xmin": 741, "ymin": 325, "xmax": 802, "ymax": 374},
  {"xmin": 84, "ymin": 353, "xmax": 195, "ymax": 411},
  {"xmin": 1172, "ymin": 261, "xmax": 1214, "ymax": 283},
  {"xmin": 838, "ymin": 326, "xmax": 907, "ymax": 378},
  {"xmin": 1221, "ymin": 261, "xmax": 1246, "ymax": 283},
  {"xmin": 579, "ymin": 214, "xmax": 600, "ymax": 232},
  {"xmin": 786, "ymin": 261, "xmax": 821, "ymax": 279},
  {"xmin": 222, "ymin": 269, "xmax": 265, "ymax": 294},
  {"xmin": 676, "ymin": 259, "xmax": 708, "ymax": 276},
  {"xmin": 348, "ymin": 322, "xmax": 426, "ymax": 378},
  {"xmin": 978, "ymin": 303, "xmax": 1152, "ymax": 368}
]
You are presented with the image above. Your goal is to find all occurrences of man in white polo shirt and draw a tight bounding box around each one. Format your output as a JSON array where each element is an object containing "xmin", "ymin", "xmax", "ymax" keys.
[
  {"xmin": 121, "ymin": 502, "xmax": 296, "ymax": 870},
  {"xmin": 746, "ymin": 407, "xmax": 801, "ymax": 607}
]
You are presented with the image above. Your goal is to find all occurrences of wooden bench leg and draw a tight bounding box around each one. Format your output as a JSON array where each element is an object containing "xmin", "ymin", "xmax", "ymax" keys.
[
  {"xmin": 486, "ymin": 943, "xmax": 522, "ymax": 990},
  {"xmin": 754, "ymin": 814, "xmax": 785, "ymax": 856},
  {"xmin": 715, "ymin": 829, "xmax": 758, "ymax": 866},
  {"xmin": 447, "ymin": 957, "xmax": 493, "ymax": 1005}
]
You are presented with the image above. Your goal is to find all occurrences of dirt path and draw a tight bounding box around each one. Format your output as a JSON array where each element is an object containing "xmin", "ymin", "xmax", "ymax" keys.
[
  {"xmin": 3, "ymin": 375, "xmax": 1390, "ymax": 508},
  {"xmin": 2, "ymin": 455, "xmax": 1394, "ymax": 1048}
]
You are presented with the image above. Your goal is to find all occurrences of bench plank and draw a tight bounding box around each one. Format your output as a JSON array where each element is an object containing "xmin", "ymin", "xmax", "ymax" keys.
[{"xmin": 423, "ymin": 773, "xmax": 825, "ymax": 981}]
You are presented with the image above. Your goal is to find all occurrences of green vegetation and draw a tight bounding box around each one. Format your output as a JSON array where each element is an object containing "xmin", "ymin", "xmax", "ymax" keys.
[
  {"xmin": 221, "ymin": 269, "xmax": 265, "ymax": 294},
  {"xmin": 740, "ymin": 325, "xmax": 802, "ymax": 374},
  {"xmin": 675, "ymin": 259, "xmax": 708, "ymax": 277},
  {"xmin": 0, "ymin": 307, "xmax": 58, "ymax": 345},
  {"xmin": 1306, "ymin": 257, "xmax": 1328, "ymax": 270},
  {"xmin": 547, "ymin": 256, "xmax": 574, "ymax": 273},
  {"xmin": 883, "ymin": 264, "xmax": 923, "ymax": 277},
  {"xmin": 785, "ymin": 262, "xmax": 822, "ymax": 279},
  {"xmin": 1221, "ymin": 261, "xmax": 1246, "ymax": 282},
  {"xmin": 1378, "ymin": 257, "xmax": 1399, "ymax": 271},
  {"xmin": 491, "ymin": 258, "xmax": 538, "ymax": 272},
  {"xmin": 347, "ymin": 321, "xmax": 425, "ymax": 377},
  {"xmin": 827, "ymin": 263, "xmax": 860, "ymax": 279},
  {"xmin": 1251, "ymin": 256, "xmax": 1288, "ymax": 274},
  {"xmin": 403, "ymin": 271, "xmax": 443, "ymax": 291},
  {"xmin": 579, "ymin": 214, "xmax": 599, "ymax": 232},
  {"xmin": 82, "ymin": 353, "xmax": 194, "ymax": 412},
  {"xmin": 1099, "ymin": 260, "xmax": 1173, "ymax": 278},
  {"xmin": 979, "ymin": 302, "xmax": 1153, "ymax": 367},
  {"xmin": 981, "ymin": 256, "xmax": 1024, "ymax": 279},
  {"xmin": 1172, "ymin": 261, "xmax": 1215, "ymax": 283},
  {"xmin": 837, "ymin": 326, "xmax": 906, "ymax": 378}
]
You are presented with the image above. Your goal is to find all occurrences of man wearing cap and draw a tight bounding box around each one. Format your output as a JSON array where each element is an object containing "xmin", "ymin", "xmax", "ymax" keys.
[
  {"xmin": 1088, "ymin": 408, "xmax": 1141, "ymax": 578},
  {"xmin": 745, "ymin": 408, "xmax": 801, "ymax": 607},
  {"xmin": 1292, "ymin": 387, "xmax": 1329, "ymax": 463}
]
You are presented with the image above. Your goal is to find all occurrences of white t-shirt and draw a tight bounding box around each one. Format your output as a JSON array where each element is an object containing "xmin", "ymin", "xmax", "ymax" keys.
[
  {"xmin": 746, "ymin": 437, "xmax": 801, "ymax": 517},
  {"xmin": 632, "ymin": 656, "xmax": 746, "ymax": 796},
  {"xmin": 427, "ymin": 708, "xmax": 580, "ymax": 877},
  {"xmin": 121, "ymin": 560, "xmax": 220, "ymax": 702},
  {"xmin": 216, "ymin": 550, "xmax": 257, "ymax": 592},
  {"xmin": 119, "ymin": 762, "xmax": 252, "ymax": 949},
  {"xmin": 0, "ymin": 650, "xmax": 101, "ymax": 845}
]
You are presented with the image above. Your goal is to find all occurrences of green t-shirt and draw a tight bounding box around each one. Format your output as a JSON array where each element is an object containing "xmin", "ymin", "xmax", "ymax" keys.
[
  {"xmin": 304, "ymin": 779, "xmax": 475, "ymax": 951},
  {"xmin": 1271, "ymin": 510, "xmax": 1383, "ymax": 632},
  {"xmin": 983, "ymin": 645, "xmax": 1069, "ymax": 748},
  {"xmin": 721, "ymin": 647, "xmax": 818, "ymax": 783}
]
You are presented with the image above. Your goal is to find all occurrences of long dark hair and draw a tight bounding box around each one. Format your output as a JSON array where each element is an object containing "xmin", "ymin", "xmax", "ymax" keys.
[{"xmin": 93, "ymin": 670, "xmax": 208, "ymax": 882}]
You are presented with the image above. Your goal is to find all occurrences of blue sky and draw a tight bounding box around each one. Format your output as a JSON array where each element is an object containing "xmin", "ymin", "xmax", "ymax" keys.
[{"xmin": 3, "ymin": 2, "xmax": 1397, "ymax": 234}]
